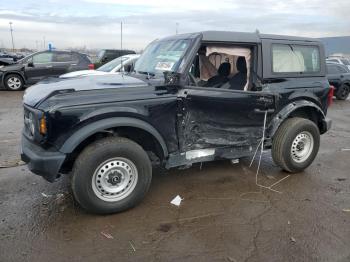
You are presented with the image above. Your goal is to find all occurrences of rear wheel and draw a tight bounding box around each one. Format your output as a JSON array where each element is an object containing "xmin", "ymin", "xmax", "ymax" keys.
[
  {"xmin": 4, "ymin": 74, "xmax": 24, "ymax": 91},
  {"xmin": 335, "ymin": 84, "xmax": 350, "ymax": 100},
  {"xmin": 72, "ymin": 137, "xmax": 152, "ymax": 214},
  {"xmin": 272, "ymin": 117, "xmax": 320, "ymax": 173}
]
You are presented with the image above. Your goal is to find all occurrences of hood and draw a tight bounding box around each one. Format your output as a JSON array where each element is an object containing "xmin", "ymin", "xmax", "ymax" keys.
[
  {"xmin": 23, "ymin": 73, "xmax": 150, "ymax": 108},
  {"xmin": 59, "ymin": 70, "xmax": 109, "ymax": 78},
  {"xmin": 0, "ymin": 62, "xmax": 22, "ymax": 71}
]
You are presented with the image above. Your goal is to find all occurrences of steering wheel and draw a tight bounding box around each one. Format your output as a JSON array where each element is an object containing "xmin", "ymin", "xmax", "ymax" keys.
[{"xmin": 188, "ymin": 72, "xmax": 198, "ymax": 87}]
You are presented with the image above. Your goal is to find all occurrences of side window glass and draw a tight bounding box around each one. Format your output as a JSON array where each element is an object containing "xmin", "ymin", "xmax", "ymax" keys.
[
  {"xmin": 327, "ymin": 65, "xmax": 337, "ymax": 74},
  {"xmin": 272, "ymin": 44, "xmax": 320, "ymax": 73},
  {"xmin": 71, "ymin": 53, "xmax": 80, "ymax": 62},
  {"xmin": 32, "ymin": 52, "xmax": 53, "ymax": 63},
  {"xmin": 54, "ymin": 53, "xmax": 73, "ymax": 62},
  {"xmin": 337, "ymin": 66, "xmax": 347, "ymax": 73}
]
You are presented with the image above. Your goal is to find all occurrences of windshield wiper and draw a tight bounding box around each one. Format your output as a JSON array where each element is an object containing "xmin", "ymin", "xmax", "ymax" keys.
[{"xmin": 136, "ymin": 71, "xmax": 156, "ymax": 79}]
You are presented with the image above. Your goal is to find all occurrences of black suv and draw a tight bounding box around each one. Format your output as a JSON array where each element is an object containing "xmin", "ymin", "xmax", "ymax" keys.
[
  {"xmin": 326, "ymin": 63, "xmax": 350, "ymax": 100},
  {"xmin": 21, "ymin": 31, "xmax": 332, "ymax": 214},
  {"xmin": 95, "ymin": 49, "xmax": 136, "ymax": 68},
  {"xmin": 0, "ymin": 50, "xmax": 93, "ymax": 91}
]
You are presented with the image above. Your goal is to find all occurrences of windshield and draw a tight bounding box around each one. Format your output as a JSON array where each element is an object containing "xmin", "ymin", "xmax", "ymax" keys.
[
  {"xmin": 97, "ymin": 56, "xmax": 129, "ymax": 72},
  {"xmin": 134, "ymin": 39, "xmax": 190, "ymax": 76}
]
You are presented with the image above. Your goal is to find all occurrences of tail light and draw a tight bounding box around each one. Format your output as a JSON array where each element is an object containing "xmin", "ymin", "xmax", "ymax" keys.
[
  {"xmin": 88, "ymin": 64, "xmax": 95, "ymax": 70},
  {"xmin": 327, "ymin": 85, "xmax": 334, "ymax": 107}
]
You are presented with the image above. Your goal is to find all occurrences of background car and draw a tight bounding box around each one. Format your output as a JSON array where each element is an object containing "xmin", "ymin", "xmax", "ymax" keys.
[
  {"xmin": 326, "ymin": 62, "xmax": 350, "ymax": 100},
  {"xmin": 0, "ymin": 50, "xmax": 94, "ymax": 90},
  {"xmin": 0, "ymin": 52, "xmax": 20, "ymax": 66},
  {"xmin": 94, "ymin": 49, "xmax": 136, "ymax": 68},
  {"xmin": 60, "ymin": 54, "xmax": 140, "ymax": 78},
  {"xmin": 326, "ymin": 57, "xmax": 350, "ymax": 70}
]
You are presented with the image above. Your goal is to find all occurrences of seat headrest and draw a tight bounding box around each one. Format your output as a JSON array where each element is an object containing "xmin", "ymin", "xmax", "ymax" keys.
[
  {"xmin": 236, "ymin": 57, "xmax": 247, "ymax": 73},
  {"xmin": 218, "ymin": 62, "xmax": 231, "ymax": 77}
]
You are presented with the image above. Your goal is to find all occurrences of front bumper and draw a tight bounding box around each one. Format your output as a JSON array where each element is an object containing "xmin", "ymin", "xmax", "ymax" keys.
[
  {"xmin": 323, "ymin": 117, "xmax": 332, "ymax": 133},
  {"xmin": 21, "ymin": 134, "xmax": 66, "ymax": 182}
]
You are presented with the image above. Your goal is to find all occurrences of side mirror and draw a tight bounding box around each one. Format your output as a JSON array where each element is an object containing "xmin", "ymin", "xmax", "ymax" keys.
[
  {"xmin": 27, "ymin": 62, "xmax": 34, "ymax": 67},
  {"xmin": 124, "ymin": 64, "xmax": 132, "ymax": 73}
]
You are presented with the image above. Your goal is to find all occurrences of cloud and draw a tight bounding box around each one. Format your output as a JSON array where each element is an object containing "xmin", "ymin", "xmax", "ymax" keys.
[{"xmin": 0, "ymin": 0, "xmax": 349, "ymax": 50}]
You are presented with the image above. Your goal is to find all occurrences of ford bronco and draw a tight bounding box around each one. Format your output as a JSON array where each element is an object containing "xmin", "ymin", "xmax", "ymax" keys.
[{"xmin": 21, "ymin": 31, "xmax": 332, "ymax": 214}]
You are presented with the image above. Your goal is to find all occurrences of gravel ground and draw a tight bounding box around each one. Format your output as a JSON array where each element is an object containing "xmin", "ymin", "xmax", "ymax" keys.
[{"xmin": 0, "ymin": 91, "xmax": 349, "ymax": 262}]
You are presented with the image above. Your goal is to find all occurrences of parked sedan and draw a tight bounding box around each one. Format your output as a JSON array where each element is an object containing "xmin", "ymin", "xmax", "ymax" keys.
[
  {"xmin": 326, "ymin": 57, "xmax": 350, "ymax": 71},
  {"xmin": 0, "ymin": 50, "xmax": 93, "ymax": 91},
  {"xmin": 327, "ymin": 63, "xmax": 350, "ymax": 100},
  {"xmin": 60, "ymin": 54, "xmax": 140, "ymax": 78}
]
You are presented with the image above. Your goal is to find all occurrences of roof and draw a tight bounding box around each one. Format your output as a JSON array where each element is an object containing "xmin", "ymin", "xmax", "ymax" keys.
[{"xmin": 159, "ymin": 30, "xmax": 320, "ymax": 44}]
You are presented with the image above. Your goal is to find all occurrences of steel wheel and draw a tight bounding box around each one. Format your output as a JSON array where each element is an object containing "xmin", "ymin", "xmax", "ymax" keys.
[
  {"xmin": 6, "ymin": 76, "xmax": 22, "ymax": 90},
  {"xmin": 291, "ymin": 131, "xmax": 314, "ymax": 163},
  {"xmin": 92, "ymin": 157, "xmax": 138, "ymax": 202}
]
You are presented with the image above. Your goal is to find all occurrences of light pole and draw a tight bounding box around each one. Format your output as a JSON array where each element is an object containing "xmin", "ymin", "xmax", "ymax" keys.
[
  {"xmin": 176, "ymin": 22, "xmax": 179, "ymax": 35},
  {"xmin": 9, "ymin": 22, "xmax": 15, "ymax": 52}
]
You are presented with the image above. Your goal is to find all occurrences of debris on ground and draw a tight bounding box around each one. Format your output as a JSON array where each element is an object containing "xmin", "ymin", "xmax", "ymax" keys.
[
  {"xmin": 100, "ymin": 231, "xmax": 114, "ymax": 239},
  {"xmin": 230, "ymin": 159, "xmax": 239, "ymax": 164},
  {"xmin": 226, "ymin": 256, "xmax": 237, "ymax": 262},
  {"xmin": 290, "ymin": 236, "xmax": 296, "ymax": 243},
  {"xmin": 157, "ymin": 223, "xmax": 172, "ymax": 233},
  {"xmin": 340, "ymin": 148, "xmax": 350, "ymax": 152},
  {"xmin": 336, "ymin": 178, "xmax": 347, "ymax": 181},
  {"xmin": 41, "ymin": 193, "xmax": 51, "ymax": 198},
  {"xmin": 129, "ymin": 241, "xmax": 136, "ymax": 252},
  {"xmin": 170, "ymin": 195, "xmax": 183, "ymax": 206},
  {"xmin": 288, "ymin": 221, "xmax": 291, "ymax": 225},
  {"xmin": 342, "ymin": 209, "xmax": 350, "ymax": 212}
]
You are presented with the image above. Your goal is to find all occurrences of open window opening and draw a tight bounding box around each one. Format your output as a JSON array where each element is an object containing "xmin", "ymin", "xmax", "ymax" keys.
[{"xmin": 189, "ymin": 44, "xmax": 253, "ymax": 91}]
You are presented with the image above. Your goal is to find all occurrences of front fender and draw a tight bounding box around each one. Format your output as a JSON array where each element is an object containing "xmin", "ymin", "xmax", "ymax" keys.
[
  {"xmin": 59, "ymin": 117, "xmax": 169, "ymax": 157},
  {"xmin": 267, "ymin": 100, "xmax": 327, "ymax": 137}
]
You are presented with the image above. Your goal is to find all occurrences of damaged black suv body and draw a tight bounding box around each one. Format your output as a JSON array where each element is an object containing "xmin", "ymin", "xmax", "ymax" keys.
[{"xmin": 21, "ymin": 31, "xmax": 332, "ymax": 214}]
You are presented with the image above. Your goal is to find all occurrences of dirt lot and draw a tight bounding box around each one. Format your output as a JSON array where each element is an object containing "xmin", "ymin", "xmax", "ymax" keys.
[{"xmin": 0, "ymin": 91, "xmax": 349, "ymax": 262}]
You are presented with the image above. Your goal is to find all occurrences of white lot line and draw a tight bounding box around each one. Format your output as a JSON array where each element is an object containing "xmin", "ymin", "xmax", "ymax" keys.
[{"xmin": 248, "ymin": 110, "xmax": 290, "ymax": 194}]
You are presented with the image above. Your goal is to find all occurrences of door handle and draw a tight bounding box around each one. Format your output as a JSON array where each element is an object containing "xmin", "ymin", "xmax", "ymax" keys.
[
  {"xmin": 254, "ymin": 108, "xmax": 275, "ymax": 114},
  {"xmin": 340, "ymin": 75, "xmax": 344, "ymax": 78},
  {"xmin": 46, "ymin": 65, "xmax": 53, "ymax": 68}
]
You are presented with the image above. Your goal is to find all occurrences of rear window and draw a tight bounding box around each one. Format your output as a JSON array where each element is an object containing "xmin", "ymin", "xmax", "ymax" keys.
[{"xmin": 272, "ymin": 44, "xmax": 320, "ymax": 74}]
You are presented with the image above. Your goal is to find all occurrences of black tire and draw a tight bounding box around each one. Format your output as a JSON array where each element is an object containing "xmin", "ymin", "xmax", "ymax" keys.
[
  {"xmin": 335, "ymin": 84, "xmax": 350, "ymax": 100},
  {"xmin": 4, "ymin": 73, "xmax": 24, "ymax": 91},
  {"xmin": 272, "ymin": 117, "xmax": 320, "ymax": 173},
  {"xmin": 72, "ymin": 137, "xmax": 152, "ymax": 214}
]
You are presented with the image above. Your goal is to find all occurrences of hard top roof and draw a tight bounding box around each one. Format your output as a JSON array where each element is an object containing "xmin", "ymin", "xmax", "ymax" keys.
[{"xmin": 159, "ymin": 30, "xmax": 320, "ymax": 44}]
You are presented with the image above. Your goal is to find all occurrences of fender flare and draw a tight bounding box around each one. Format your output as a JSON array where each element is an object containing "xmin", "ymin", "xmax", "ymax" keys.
[
  {"xmin": 59, "ymin": 117, "xmax": 169, "ymax": 157},
  {"xmin": 267, "ymin": 100, "xmax": 326, "ymax": 137},
  {"xmin": 2, "ymin": 70, "xmax": 26, "ymax": 84}
]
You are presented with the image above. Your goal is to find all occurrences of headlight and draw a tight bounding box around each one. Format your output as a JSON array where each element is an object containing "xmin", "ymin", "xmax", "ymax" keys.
[{"xmin": 28, "ymin": 112, "xmax": 35, "ymax": 136}]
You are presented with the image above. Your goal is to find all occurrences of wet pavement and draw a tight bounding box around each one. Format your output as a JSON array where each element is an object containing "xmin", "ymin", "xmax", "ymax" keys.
[{"xmin": 0, "ymin": 91, "xmax": 349, "ymax": 262}]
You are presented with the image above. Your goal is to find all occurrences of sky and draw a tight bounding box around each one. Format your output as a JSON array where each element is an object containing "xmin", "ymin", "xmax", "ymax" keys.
[{"xmin": 0, "ymin": 0, "xmax": 350, "ymax": 50}]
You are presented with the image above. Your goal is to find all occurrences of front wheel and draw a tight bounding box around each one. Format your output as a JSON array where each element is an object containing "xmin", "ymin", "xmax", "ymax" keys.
[
  {"xmin": 272, "ymin": 117, "xmax": 320, "ymax": 173},
  {"xmin": 4, "ymin": 74, "xmax": 24, "ymax": 91},
  {"xmin": 72, "ymin": 137, "xmax": 152, "ymax": 214}
]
